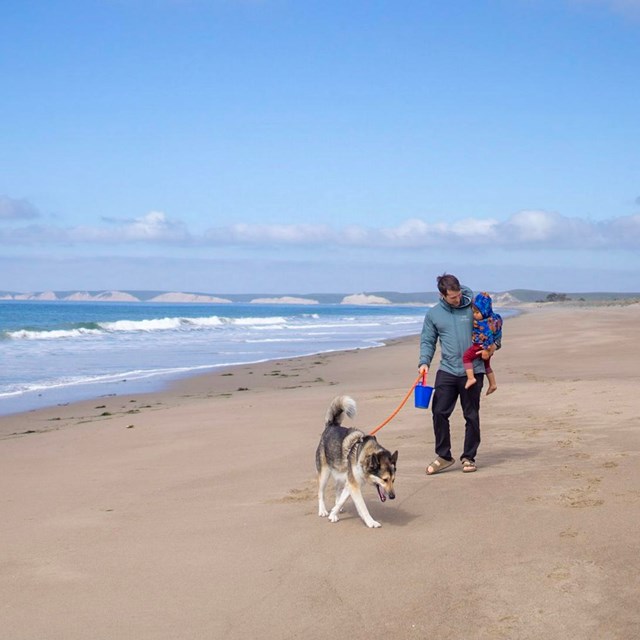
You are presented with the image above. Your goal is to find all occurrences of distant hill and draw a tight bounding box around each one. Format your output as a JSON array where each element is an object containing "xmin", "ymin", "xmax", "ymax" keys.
[
  {"xmin": 1, "ymin": 289, "xmax": 638, "ymax": 305},
  {"xmin": 0, "ymin": 289, "xmax": 440, "ymax": 304},
  {"xmin": 507, "ymin": 289, "xmax": 640, "ymax": 303}
]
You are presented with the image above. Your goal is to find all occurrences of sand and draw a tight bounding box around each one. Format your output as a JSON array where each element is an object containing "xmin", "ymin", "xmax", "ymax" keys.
[{"xmin": 1, "ymin": 304, "xmax": 639, "ymax": 639}]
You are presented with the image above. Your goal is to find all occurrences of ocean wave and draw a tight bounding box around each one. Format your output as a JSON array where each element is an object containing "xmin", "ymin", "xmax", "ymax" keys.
[
  {"xmin": 6, "ymin": 327, "xmax": 103, "ymax": 340},
  {"xmin": 4, "ymin": 314, "xmax": 294, "ymax": 340},
  {"xmin": 232, "ymin": 316, "xmax": 287, "ymax": 326}
]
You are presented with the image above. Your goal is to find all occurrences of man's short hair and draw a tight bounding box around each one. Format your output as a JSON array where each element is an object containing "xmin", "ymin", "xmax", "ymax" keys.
[{"xmin": 436, "ymin": 273, "xmax": 461, "ymax": 296}]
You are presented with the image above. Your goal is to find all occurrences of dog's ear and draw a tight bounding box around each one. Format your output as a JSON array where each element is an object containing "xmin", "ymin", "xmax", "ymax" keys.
[
  {"xmin": 391, "ymin": 450, "xmax": 398, "ymax": 465},
  {"xmin": 368, "ymin": 453, "xmax": 380, "ymax": 472}
]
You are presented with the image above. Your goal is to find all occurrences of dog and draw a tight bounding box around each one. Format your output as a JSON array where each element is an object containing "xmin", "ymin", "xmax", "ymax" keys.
[{"xmin": 316, "ymin": 395, "xmax": 398, "ymax": 528}]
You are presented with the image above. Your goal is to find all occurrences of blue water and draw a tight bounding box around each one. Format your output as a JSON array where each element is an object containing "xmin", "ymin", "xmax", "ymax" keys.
[{"xmin": 1, "ymin": 300, "xmax": 432, "ymax": 416}]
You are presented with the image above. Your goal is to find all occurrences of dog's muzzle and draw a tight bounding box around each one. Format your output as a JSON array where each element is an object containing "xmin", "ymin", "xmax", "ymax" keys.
[{"xmin": 376, "ymin": 485, "xmax": 395, "ymax": 502}]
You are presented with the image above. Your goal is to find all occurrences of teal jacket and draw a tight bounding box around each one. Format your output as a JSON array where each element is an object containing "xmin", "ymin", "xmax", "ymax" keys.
[{"xmin": 419, "ymin": 285, "xmax": 486, "ymax": 376}]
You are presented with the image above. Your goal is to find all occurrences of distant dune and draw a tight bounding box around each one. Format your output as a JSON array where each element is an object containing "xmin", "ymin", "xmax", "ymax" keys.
[
  {"xmin": 64, "ymin": 291, "xmax": 140, "ymax": 302},
  {"xmin": 150, "ymin": 292, "xmax": 232, "ymax": 303},
  {"xmin": 9, "ymin": 291, "xmax": 58, "ymax": 301},
  {"xmin": 341, "ymin": 293, "xmax": 392, "ymax": 305},
  {"xmin": 250, "ymin": 296, "xmax": 319, "ymax": 304},
  {"xmin": 490, "ymin": 292, "xmax": 521, "ymax": 307}
]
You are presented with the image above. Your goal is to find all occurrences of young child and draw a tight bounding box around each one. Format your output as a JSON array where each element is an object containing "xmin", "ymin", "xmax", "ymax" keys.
[{"xmin": 463, "ymin": 292, "xmax": 502, "ymax": 395}]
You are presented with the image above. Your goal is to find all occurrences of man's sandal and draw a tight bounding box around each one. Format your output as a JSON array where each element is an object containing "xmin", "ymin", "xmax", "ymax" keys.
[
  {"xmin": 461, "ymin": 458, "xmax": 477, "ymax": 473},
  {"xmin": 426, "ymin": 456, "xmax": 454, "ymax": 475}
]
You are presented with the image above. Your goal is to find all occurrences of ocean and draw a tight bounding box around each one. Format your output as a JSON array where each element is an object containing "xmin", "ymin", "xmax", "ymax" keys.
[{"xmin": 1, "ymin": 300, "xmax": 432, "ymax": 416}]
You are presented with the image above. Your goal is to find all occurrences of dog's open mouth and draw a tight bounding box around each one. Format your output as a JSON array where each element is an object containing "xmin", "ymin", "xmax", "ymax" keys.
[{"xmin": 376, "ymin": 484, "xmax": 387, "ymax": 502}]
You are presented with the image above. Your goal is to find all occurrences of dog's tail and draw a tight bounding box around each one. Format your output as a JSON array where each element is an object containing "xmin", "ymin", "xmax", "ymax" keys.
[{"xmin": 324, "ymin": 395, "xmax": 357, "ymax": 427}]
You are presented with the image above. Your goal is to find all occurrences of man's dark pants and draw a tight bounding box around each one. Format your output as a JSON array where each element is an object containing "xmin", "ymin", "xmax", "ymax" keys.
[{"xmin": 431, "ymin": 369, "xmax": 484, "ymax": 462}]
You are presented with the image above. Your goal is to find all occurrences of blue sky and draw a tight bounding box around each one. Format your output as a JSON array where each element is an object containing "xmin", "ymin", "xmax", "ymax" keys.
[{"xmin": 1, "ymin": 0, "xmax": 639, "ymax": 294}]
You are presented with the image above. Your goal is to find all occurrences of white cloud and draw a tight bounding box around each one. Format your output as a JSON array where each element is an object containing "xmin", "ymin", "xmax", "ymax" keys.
[
  {"xmin": 112, "ymin": 210, "xmax": 190, "ymax": 242},
  {"xmin": 1, "ymin": 208, "xmax": 639, "ymax": 252},
  {"xmin": 450, "ymin": 217, "xmax": 499, "ymax": 239},
  {"xmin": 382, "ymin": 218, "xmax": 430, "ymax": 240},
  {"xmin": 0, "ymin": 196, "xmax": 40, "ymax": 221},
  {"xmin": 203, "ymin": 210, "xmax": 638, "ymax": 250},
  {"xmin": 0, "ymin": 211, "xmax": 191, "ymax": 245},
  {"xmin": 499, "ymin": 210, "xmax": 602, "ymax": 247},
  {"xmin": 504, "ymin": 210, "xmax": 556, "ymax": 242}
]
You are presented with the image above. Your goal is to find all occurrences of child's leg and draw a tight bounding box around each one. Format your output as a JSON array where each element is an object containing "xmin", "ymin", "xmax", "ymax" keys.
[
  {"xmin": 485, "ymin": 371, "xmax": 497, "ymax": 394},
  {"xmin": 464, "ymin": 365, "xmax": 476, "ymax": 389},
  {"xmin": 485, "ymin": 356, "xmax": 498, "ymax": 395},
  {"xmin": 463, "ymin": 346, "xmax": 480, "ymax": 389}
]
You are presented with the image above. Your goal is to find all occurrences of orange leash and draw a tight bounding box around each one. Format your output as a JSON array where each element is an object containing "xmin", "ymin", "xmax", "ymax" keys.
[{"xmin": 369, "ymin": 373, "xmax": 424, "ymax": 436}]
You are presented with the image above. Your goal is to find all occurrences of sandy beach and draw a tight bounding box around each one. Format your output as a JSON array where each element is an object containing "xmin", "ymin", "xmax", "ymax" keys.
[{"xmin": 1, "ymin": 303, "xmax": 639, "ymax": 639}]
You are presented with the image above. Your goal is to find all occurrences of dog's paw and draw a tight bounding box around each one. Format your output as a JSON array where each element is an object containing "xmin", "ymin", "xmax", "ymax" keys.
[
  {"xmin": 318, "ymin": 508, "xmax": 329, "ymax": 517},
  {"xmin": 366, "ymin": 520, "xmax": 382, "ymax": 528},
  {"xmin": 328, "ymin": 512, "xmax": 340, "ymax": 523}
]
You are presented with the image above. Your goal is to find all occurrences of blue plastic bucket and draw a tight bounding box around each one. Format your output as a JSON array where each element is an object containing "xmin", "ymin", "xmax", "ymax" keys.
[{"xmin": 414, "ymin": 382, "xmax": 434, "ymax": 409}]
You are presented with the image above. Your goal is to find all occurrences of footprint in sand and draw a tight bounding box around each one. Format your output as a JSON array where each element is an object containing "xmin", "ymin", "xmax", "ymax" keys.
[
  {"xmin": 572, "ymin": 452, "xmax": 591, "ymax": 460},
  {"xmin": 547, "ymin": 566, "xmax": 571, "ymax": 582},
  {"xmin": 559, "ymin": 484, "xmax": 604, "ymax": 508},
  {"xmin": 613, "ymin": 489, "xmax": 640, "ymax": 504},
  {"xmin": 268, "ymin": 482, "xmax": 316, "ymax": 504},
  {"xmin": 530, "ymin": 475, "xmax": 604, "ymax": 509},
  {"xmin": 546, "ymin": 560, "xmax": 601, "ymax": 594},
  {"xmin": 485, "ymin": 614, "xmax": 521, "ymax": 637}
]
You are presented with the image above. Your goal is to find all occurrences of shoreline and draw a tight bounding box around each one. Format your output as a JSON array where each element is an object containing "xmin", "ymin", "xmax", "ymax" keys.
[
  {"xmin": 0, "ymin": 334, "xmax": 417, "ymax": 430},
  {"xmin": 2, "ymin": 303, "xmax": 639, "ymax": 638},
  {"xmin": 0, "ymin": 334, "xmax": 419, "ymax": 439},
  {"xmin": 0, "ymin": 300, "xmax": 429, "ymax": 418}
]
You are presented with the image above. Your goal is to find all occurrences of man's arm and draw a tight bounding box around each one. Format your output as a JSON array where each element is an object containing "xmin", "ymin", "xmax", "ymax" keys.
[{"xmin": 419, "ymin": 313, "xmax": 437, "ymax": 371}]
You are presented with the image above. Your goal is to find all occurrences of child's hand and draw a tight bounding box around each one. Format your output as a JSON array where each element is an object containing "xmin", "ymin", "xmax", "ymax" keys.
[{"xmin": 481, "ymin": 344, "xmax": 497, "ymax": 359}]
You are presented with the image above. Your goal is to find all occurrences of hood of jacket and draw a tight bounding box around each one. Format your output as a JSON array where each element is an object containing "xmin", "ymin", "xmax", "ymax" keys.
[{"xmin": 473, "ymin": 291, "xmax": 494, "ymax": 319}]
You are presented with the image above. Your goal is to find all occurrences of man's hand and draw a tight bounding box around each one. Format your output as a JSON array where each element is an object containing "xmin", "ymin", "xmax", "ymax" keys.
[{"xmin": 419, "ymin": 364, "xmax": 429, "ymax": 376}]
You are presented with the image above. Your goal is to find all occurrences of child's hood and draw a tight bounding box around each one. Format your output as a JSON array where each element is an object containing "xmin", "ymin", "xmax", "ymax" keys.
[{"xmin": 474, "ymin": 292, "xmax": 494, "ymax": 319}]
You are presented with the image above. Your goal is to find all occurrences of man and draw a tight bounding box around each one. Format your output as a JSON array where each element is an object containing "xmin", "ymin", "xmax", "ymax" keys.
[{"xmin": 418, "ymin": 273, "xmax": 491, "ymax": 474}]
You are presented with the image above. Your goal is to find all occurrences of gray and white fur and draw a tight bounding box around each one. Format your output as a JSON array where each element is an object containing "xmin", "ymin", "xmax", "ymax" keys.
[{"xmin": 316, "ymin": 395, "xmax": 398, "ymax": 528}]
